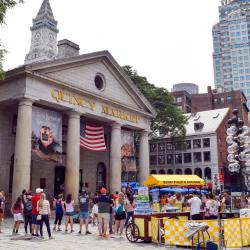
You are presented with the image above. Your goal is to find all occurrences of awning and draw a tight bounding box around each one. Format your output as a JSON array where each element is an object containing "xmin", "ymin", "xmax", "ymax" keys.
[{"xmin": 144, "ymin": 174, "xmax": 205, "ymax": 187}]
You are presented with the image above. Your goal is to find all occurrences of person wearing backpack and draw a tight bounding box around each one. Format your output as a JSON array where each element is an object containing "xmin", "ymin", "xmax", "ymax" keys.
[
  {"xmin": 22, "ymin": 189, "xmax": 33, "ymax": 235},
  {"xmin": 114, "ymin": 192, "xmax": 126, "ymax": 237}
]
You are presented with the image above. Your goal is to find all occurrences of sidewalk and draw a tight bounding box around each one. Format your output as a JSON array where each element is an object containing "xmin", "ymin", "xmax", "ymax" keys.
[{"xmin": 0, "ymin": 218, "xmax": 160, "ymax": 250}]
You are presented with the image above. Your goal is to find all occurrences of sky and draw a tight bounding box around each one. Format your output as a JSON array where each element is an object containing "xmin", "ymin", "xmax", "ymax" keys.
[{"xmin": 1, "ymin": 0, "xmax": 221, "ymax": 93}]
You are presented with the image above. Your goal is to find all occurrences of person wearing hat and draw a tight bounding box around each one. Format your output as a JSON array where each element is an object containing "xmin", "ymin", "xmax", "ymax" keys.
[
  {"xmin": 96, "ymin": 187, "xmax": 112, "ymax": 237},
  {"xmin": 31, "ymin": 188, "xmax": 43, "ymax": 236}
]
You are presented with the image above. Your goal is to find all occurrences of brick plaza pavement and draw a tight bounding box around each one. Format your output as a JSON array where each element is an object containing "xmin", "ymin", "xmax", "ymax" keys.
[{"xmin": 0, "ymin": 218, "xmax": 162, "ymax": 250}]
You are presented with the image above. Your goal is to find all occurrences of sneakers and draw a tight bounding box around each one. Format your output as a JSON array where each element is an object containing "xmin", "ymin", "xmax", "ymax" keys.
[
  {"xmin": 49, "ymin": 236, "xmax": 54, "ymax": 240},
  {"xmin": 78, "ymin": 231, "xmax": 82, "ymax": 234},
  {"xmin": 85, "ymin": 231, "xmax": 91, "ymax": 235},
  {"xmin": 70, "ymin": 229, "xmax": 74, "ymax": 233}
]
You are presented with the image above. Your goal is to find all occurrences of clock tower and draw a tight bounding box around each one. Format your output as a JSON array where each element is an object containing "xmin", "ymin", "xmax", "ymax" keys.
[{"xmin": 25, "ymin": 0, "xmax": 58, "ymax": 64}]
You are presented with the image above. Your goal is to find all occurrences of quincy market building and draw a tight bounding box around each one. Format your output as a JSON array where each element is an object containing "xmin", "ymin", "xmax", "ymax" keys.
[{"xmin": 0, "ymin": 0, "xmax": 155, "ymax": 201}]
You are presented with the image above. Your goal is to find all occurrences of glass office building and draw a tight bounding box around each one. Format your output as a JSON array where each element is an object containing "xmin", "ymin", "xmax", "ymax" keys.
[{"xmin": 213, "ymin": 0, "xmax": 250, "ymax": 108}]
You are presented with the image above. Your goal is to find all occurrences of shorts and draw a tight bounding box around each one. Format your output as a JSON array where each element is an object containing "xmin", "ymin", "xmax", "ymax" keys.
[
  {"xmin": 66, "ymin": 211, "xmax": 75, "ymax": 217},
  {"xmin": 98, "ymin": 213, "xmax": 110, "ymax": 224},
  {"xmin": 115, "ymin": 211, "xmax": 126, "ymax": 221},
  {"xmin": 32, "ymin": 214, "xmax": 39, "ymax": 225},
  {"xmin": 14, "ymin": 213, "xmax": 23, "ymax": 222},
  {"xmin": 79, "ymin": 212, "xmax": 89, "ymax": 220}
]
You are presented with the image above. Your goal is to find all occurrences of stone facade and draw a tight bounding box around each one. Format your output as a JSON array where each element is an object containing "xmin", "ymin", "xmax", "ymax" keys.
[{"xmin": 0, "ymin": 0, "xmax": 155, "ymax": 203}]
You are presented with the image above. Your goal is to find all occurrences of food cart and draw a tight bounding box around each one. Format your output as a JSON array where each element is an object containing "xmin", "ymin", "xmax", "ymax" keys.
[{"xmin": 126, "ymin": 174, "xmax": 205, "ymax": 243}]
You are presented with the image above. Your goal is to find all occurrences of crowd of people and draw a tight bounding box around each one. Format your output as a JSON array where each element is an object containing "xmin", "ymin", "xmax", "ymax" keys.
[
  {"xmin": 159, "ymin": 190, "xmax": 250, "ymax": 220},
  {"xmin": 0, "ymin": 186, "xmax": 136, "ymax": 239},
  {"xmin": 0, "ymin": 187, "xmax": 250, "ymax": 240}
]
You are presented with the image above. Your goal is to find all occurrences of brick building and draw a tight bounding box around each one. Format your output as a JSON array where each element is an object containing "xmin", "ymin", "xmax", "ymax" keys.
[
  {"xmin": 191, "ymin": 86, "xmax": 249, "ymax": 125},
  {"xmin": 171, "ymin": 90, "xmax": 192, "ymax": 113}
]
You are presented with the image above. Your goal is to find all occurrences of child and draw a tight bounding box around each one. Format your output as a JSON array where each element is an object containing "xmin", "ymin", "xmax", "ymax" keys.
[
  {"xmin": 91, "ymin": 199, "xmax": 98, "ymax": 226},
  {"xmin": 11, "ymin": 196, "xmax": 24, "ymax": 235}
]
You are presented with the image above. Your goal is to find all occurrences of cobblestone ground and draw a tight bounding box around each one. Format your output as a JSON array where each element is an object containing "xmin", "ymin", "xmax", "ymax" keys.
[{"xmin": 0, "ymin": 218, "xmax": 163, "ymax": 250}]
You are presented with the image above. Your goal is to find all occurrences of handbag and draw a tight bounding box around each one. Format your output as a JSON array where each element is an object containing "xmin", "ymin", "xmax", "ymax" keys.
[{"xmin": 37, "ymin": 214, "xmax": 42, "ymax": 221}]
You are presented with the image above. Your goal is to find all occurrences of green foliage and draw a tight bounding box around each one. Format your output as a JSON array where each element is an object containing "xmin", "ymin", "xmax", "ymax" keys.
[
  {"xmin": 0, "ymin": 0, "xmax": 23, "ymax": 79},
  {"xmin": 0, "ymin": 0, "xmax": 23, "ymax": 24},
  {"xmin": 123, "ymin": 65, "xmax": 187, "ymax": 140}
]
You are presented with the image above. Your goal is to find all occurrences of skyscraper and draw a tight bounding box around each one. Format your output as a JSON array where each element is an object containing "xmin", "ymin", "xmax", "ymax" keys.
[{"xmin": 213, "ymin": 0, "xmax": 250, "ymax": 109}]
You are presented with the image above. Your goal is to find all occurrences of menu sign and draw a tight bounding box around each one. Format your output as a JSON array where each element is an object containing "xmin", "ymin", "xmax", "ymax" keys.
[{"xmin": 134, "ymin": 187, "xmax": 152, "ymax": 215}]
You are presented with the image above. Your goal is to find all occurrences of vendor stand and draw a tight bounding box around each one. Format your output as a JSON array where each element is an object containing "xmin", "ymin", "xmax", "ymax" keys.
[{"xmin": 127, "ymin": 174, "xmax": 205, "ymax": 243}]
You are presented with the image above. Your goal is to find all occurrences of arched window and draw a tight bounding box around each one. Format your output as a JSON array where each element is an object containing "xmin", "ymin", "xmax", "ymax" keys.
[
  {"xmin": 204, "ymin": 167, "xmax": 212, "ymax": 180},
  {"xmin": 96, "ymin": 162, "xmax": 106, "ymax": 191},
  {"xmin": 159, "ymin": 169, "xmax": 166, "ymax": 174},
  {"xmin": 194, "ymin": 168, "xmax": 202, "ymax": 178},
  {"xmin": 185, "ymin": 168, "xmax": 192, "ymax": 175},
  {"xmin": 167, "ymin": 169, "xmax": 174, "ymax": 175},
  {"xmin": 121, "ymin": 171, "xmax": 127, "ymax": 182},
  {"xmin": 128, "ymin": 171, "xmax": 136, "ymax": 182},
  {"xmin": 150, "ymin": 170, "xmax": 157, "ymax": 174},
  {"xmin": 176, "ymin": 169, "xmax": 183, "ymax": 175}
]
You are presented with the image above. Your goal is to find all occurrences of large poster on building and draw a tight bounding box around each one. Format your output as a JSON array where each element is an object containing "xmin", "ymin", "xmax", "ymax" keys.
[
  {"xmin": 32, "ymin": 106, "xmax": 62, "ymax": 163},
  {"xmin": 121, "ymin": 130, "xmax": 136, "ymax": 172}
]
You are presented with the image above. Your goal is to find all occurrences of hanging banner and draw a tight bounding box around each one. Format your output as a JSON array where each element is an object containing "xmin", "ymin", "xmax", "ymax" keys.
[
  {"xmin": 121, "ymin": 130, "xmax": 136, "ymax": 172},
  {"xmin": 32, "ymin": 106, "xmax": 62, "ymax": 163}
]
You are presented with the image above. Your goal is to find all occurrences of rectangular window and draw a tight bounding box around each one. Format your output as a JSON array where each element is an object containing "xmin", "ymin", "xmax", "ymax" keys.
[
  {"xmin": 176, "ymin": 97, "xmax": 182, "ymax": 103},
  {"xmin": 158, "ymin": 155, "xmax": 165, "ymax": 165},
  {"xmin": 204, "ymin": 151, "xmax": 211, "ymax": 162},
  {"xmin": 166, "ymin": 143, "xmax": 173, "ymax": 151},
  {"xmin": 203, "ymin": 138, "xmax": 210, "ymax": 147},
  {"xmin": 166, "ymin": 154, "xmax": 173, "ymax": 164},
  {"xmin": 158, "ymin": 143, "xmax": 165, "ymax": 152},
  {"xmin": 184, "ymin": 153, "xmax": 192, "ymax": 163},
  {"xmin": 175, "ymin": 142, "xmax": 183, "ymax": 151},
  {"xmin": 150, "ymin": 155, "xmax": 157, "ymax": 165},
  {"xmin": 193, "ymin": 152, "xmax": 202, "ymax": 163},
  {"xmin": 185, "ymin": 140, "xmax": 191, "ymax": 149},
  {"xmin": 150, "ymin": 143, "xmax": 157, "ymax": 152},
  {"xmin": 193, "ymin": 139, "xmax": 201, "ymax": 149},
  {"xmin": 175, "ymin": 154, "xmax": 182, "ymax": 164}
]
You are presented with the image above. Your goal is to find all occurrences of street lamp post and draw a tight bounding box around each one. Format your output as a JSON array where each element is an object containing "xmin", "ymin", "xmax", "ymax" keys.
[{"xmin": 226, "ymin": 109, "xmax": 250, "ymax": 196}]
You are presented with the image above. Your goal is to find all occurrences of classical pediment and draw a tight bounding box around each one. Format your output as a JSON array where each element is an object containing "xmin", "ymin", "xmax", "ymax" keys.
[{"xmin": 26, "ymin": 50, "xmax": 156, "ymax": 117}]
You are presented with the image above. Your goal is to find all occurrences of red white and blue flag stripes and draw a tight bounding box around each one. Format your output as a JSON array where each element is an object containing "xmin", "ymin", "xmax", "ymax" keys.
[{"xmin": 80, "ymin": 121, "xmax": 106, "ymax": 151}]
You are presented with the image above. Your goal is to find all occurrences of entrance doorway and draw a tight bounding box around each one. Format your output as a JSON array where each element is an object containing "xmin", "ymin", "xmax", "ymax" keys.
[
  {"xmin": 54, "ymin": 166, "xmax": 65, "ymax": 198},
  {"xmin": 96, "ymin": 162, "xmax": 106, "ymax": 191}
]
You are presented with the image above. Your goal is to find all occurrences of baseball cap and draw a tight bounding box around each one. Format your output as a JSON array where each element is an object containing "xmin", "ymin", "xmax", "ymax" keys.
[
  {"xmin": 36, "ymin": 188, "xmax": 43, "ymax": 193},
  {"xmin": 100, "ymin": 187, "xmax": 107, "ymax": 193}
]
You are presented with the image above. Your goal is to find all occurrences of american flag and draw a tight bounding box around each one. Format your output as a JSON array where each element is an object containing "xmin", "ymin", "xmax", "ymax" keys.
[{"xmin": 80, "ymin": 121, "xmax": 107, "ymax": 151}]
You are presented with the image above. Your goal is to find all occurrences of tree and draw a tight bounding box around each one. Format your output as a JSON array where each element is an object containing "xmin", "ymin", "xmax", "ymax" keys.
[
  {"xmin": 123, "ymin": 65, "xmax": 187, "ymax": 141},
  {"xmin": 0, "ymin": 0, "xmax": 23, "ymax": 80}
]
